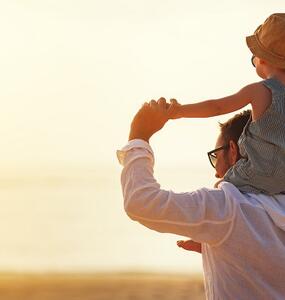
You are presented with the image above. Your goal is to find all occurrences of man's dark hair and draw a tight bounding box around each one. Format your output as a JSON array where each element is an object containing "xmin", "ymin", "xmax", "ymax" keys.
[{"xmin": 219, "ymin": 110, "xmax": 251, "ymax": 145}]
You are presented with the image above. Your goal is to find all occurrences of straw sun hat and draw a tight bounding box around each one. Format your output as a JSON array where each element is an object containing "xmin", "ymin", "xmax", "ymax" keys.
[{"xmin": 246, "ymin": 13, "xmax": 285, "ymax": 69}]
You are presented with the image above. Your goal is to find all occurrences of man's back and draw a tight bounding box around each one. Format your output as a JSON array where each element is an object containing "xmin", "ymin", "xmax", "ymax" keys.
[{"xmin": 203, "ymin": 183, "xmax": 285, "ymax": 299}]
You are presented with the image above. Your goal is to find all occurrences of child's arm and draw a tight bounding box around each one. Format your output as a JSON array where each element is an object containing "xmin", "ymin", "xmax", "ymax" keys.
[{"xmin": 172, "ymin": 83, "xmax": 264, "ymax": 119}]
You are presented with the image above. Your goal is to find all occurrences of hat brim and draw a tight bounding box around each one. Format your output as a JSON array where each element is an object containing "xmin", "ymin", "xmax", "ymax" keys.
[{"xmin": 246, "ymin": 35, "xmax": 285, "ymax": 69}]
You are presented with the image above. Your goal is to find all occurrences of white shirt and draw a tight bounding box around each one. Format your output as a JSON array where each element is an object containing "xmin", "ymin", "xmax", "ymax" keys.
[{"xmin": 117, "ymin": 139, "xmax": 285, "ymax": 300}]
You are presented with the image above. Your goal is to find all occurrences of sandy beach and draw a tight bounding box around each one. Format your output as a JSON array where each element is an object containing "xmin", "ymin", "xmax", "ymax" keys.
[{"xmin": 0, "ymin": 272, "xmax": 205, "ymax": 300}]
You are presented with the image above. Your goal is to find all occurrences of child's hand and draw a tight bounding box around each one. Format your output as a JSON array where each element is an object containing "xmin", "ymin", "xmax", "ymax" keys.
[
  {"xmin": 177, "ymin": 239, "xmax": 202, "ymax": 253},
  {"xmin": 167, "ymin": 98, "xmax": 182, "ymax": 119}
]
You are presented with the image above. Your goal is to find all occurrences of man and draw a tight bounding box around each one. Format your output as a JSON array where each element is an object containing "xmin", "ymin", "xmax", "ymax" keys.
[{"xmin": 117, "ymin": 98, "xmax": 285, "ymax": 299}]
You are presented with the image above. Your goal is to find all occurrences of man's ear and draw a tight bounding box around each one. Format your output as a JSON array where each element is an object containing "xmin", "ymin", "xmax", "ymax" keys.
[
  {"xmin": 229, "ymin": 140, "xmax": 239, "ymax": 165},
  {"xmin": 259, "ymin": 58, "xmax": 269, "ymax": 66}
]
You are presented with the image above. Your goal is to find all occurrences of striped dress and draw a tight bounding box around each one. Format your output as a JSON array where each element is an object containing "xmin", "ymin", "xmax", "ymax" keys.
[{"xmin": 223, "ymin": 77, "xmax": 285, "ymax": 195}]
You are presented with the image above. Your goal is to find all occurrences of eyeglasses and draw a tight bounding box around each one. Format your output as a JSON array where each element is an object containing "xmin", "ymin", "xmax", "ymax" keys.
[
  {"xmin": 207, "ymin": 145, "xmax": 229, "ymax": 168},
  {"xmin": 251, "ymin": 55, "xmax": 256, "ymax": 67}
]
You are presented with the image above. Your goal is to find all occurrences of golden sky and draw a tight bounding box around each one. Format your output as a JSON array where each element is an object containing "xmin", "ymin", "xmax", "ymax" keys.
[{"xmin": 0, "ymin": 0, "xmax": 283, "ymax": 172}]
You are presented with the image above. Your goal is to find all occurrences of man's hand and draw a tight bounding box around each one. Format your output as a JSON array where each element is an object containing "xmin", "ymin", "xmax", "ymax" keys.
[
  {"xmin": 128, "ymin": 97, "xmax": 172, "ymax": 142},
  {"xmin": 177, "ymin": 239, "xmax": 202, "ymax": 254}
]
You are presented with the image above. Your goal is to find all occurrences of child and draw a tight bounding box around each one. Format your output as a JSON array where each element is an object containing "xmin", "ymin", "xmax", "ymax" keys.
[
  {"xmin": 169, "ymin": 13, "xmax": 285, "ymax": 195},
  {"xmin": 169, "ymin": 13, "xmax": 285, "ymax": 250}
]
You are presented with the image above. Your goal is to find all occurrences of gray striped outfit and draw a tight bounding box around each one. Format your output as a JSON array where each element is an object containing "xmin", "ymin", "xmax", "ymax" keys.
[{"xmin": 224, "ymin": 77, "xmax": 285, "ymax": 195}]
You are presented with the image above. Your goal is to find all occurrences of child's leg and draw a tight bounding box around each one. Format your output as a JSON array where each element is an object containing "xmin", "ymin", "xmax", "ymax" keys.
[
  {"xmin": 214, "ymin": 178, "xmax": 224, "ymax": 188},
  {"xmin": 177, "ymin": 240, "xmax": 201, "ymax": 253}
]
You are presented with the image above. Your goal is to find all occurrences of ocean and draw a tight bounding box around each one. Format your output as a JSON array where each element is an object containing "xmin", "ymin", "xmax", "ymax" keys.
[{"xmin": 0, "ymin": 164, "xmax": 213, "ymax": 274}]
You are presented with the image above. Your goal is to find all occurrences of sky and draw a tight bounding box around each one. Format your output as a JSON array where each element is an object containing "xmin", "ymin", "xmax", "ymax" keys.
[{"xmin": 0, "ymin": 0, "xmax": 284, "ymax": 174}]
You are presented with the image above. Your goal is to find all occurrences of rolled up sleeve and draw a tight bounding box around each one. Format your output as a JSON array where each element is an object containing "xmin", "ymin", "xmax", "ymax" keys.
[{"xmin": 117, "ymin": 140, "xmax": 236, "ymax": 246}]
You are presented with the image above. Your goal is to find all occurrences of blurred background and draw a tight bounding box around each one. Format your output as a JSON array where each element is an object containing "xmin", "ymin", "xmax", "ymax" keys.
[{"xmin": 0, "ymin": 1, "xmax": 284, "ymax": 299}]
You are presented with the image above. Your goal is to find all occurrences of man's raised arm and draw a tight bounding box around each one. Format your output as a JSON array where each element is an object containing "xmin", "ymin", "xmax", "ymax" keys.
[{"xmin": 117, "ymin": 98, "xmax": 235, "ymax": 248}]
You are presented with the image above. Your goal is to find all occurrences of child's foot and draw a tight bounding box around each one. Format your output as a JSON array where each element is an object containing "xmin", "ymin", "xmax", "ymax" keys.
[
  {"xmin": 177, "ymin": 240, "xmax": 202, "ymax": 253},
  {"xmin": 214, "ymin": 178, "xmax": 224, "ymax": 188}
]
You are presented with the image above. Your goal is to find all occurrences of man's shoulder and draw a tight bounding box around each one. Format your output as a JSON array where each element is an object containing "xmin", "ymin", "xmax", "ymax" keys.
[{"xmin": 218, "ymin": 182, "xmax": 251, "ymax": 204}]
